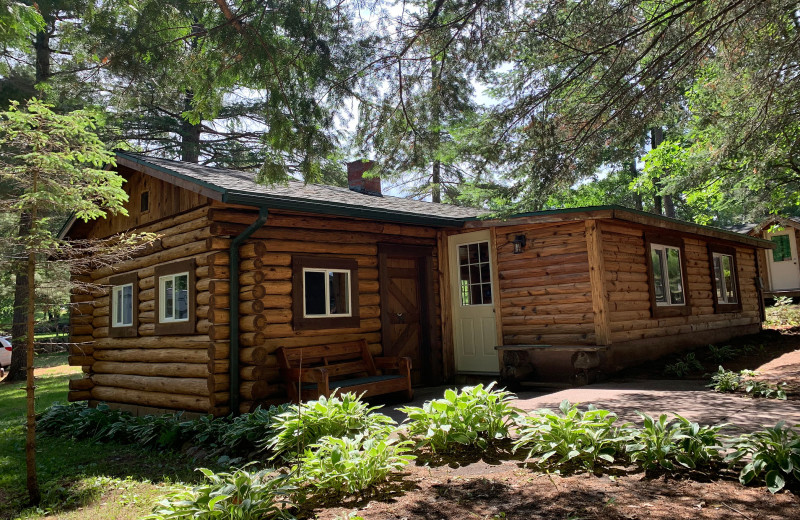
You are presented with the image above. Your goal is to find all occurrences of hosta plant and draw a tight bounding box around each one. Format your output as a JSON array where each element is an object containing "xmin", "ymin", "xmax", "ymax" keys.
[
  {"xmin": 147, "ymin": 466, "xmax": 295, "ymax": 520},
  {"xmin": 708, "ymin": 344, "xmax": 738, "ymax": 364},
  {"xmin": 626, "ymin": 413, "xmax": 724, "ymax": 471},
  {"xmin": 664, "ymin": 352, "xmax": 703, "ymax": 378},
  {"xmin": 266, "ymin": 393, "xmax": 396, "ymax": 460},
  {"xmin": 513, "ymin": 400, "xmax": 630, "ymax": 470},
  {"xmin": 400, "ymin": 383, "xmax": 522, "ymax": 452},
  {"xmin": 726, "ymin": 422, "xmax": 800, "ymax": 493},
  {"xmin": 295, "ymin": 435, "xmax": 415, "ymax": 497},
  {"xmin": 743, "ymin": 379, "xmax": 787, "ymax": 400},
  {"xmin": 707, "ymin": 366, "xmax": 741, "ymax": 393}
]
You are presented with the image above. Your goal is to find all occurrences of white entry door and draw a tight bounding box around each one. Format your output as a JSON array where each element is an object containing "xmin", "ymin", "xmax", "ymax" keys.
[
  {"xmin": 766, "ymin": 228, "xmax": 800, "ymax": 290},
  {"xmin": 449, "ymin": 230, "xmax": 499, "ymax": 374}
]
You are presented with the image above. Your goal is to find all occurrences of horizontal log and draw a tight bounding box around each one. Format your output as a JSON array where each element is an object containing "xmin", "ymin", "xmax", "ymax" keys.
[
  {"xmin": 139, "ymin": 276, "xmax": 154, "ymax": 290},
  {"xmin": 240, "ymin": 365, "xmax": 279, "ymax": 381},
  {"xmin": 140, "ymin": 300, "xmax": 155, "ymax": 312},
  {"xmin": 160, "ymin": 227, "xmax": 213, "ymax": 249},
  {"xmin": 262, "ymin": 253, "xmax": 292, "ymax": 267},
  {"xmin": 240, "ymin": 331, "xmax": 265, "ymax": 347},
  {"xmin": 503, "ymin": 333, "xmax": 596, "ymax": 345},
  {"xmin": 240, "ymin": 346, "xmax": 268, "ymax": 364},
  {"xmin": 262, "ymin": 318, "xmax": 381, "ymax": 339},
  {"xmin": 503, "ymin": 323, "xmax": 596, "ymax": 335},
  {"xmin": 262, "ymin": 332, "xmax": 382, "ymax": 351},
  {"xmin": 91, "ymin": 238, "xmax": 228, "ymax": 280},
  {"xmin": 93, "ymin": 361, "xmax": 210, "ymax": 378},
  {"xmin": 260, "ymin": 295, "xmax": 293, "ymax": 309},
  {"xmin": 209, "ymin": 342, "xmax": 229, "ymax": 359},
  {"xmin": 240, "ymin": 381, "xmax": 284, "ymax": 401},
  {"xmin": 68, "ymin": 336, "xmax": 94, "ymax": 346},
  {"xmin": 68, "ymin": 355, "xmax": 94, "ymax": 366},
  {"xmin": 69, "ymin": 378, "xmax": 95, "ymax": 391},
  {"xmin": 92, "ymin": 315, "xmax": 109, "ymax": 328},
  {"xmin": 197, "ymin": 291, "xmax": 211, "ymax": 306},
  {"xmin": 209, "ymin": 359, "xmax": 229, "ymax": 374},
  {"xmin": 72, "ymin": 324, "xmax": 94, "ymax": 336},
  {"xmin": 263, "ymin": 281, "xmax": 292, "ymax": 295},
  {"xmin": 94, "ymin": 348, "xmax": 209, "ymax": 363},
  {"xmin": 68, "ymin": 390, "xmax": 92, "ymax": 402},
  {"xmin": 208, "ymin": 374, "xmax": 229, "ymax": 393},
  {"xmin": 93, "ymin": 336, "xmax": 211, "ymax": 349},
  {"xmin": 240, "ymin": 241, "xmax": 266, "ymax": 259},
  {"xmin": 92, "ymin": 373, "xmax": 211, "ymax": 397},
  {"xmin": 91, "ymin": 386, "xmax": 211, "ymax": 412},
  {"xmin": 208, "ymin": 325, "xmax": 229, "ymax": 340}
]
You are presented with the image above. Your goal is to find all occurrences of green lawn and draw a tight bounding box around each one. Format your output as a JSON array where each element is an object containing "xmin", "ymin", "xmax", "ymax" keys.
[{"xmin": 0, "ymin": 364, "xmax": 207, "ymax": 520}]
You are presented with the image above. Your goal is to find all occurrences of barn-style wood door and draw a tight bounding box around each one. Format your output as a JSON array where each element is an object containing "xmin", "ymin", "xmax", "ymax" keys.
[{"xmin": 378, "ymin": 244, "xmax": 439, "ymax": 385}]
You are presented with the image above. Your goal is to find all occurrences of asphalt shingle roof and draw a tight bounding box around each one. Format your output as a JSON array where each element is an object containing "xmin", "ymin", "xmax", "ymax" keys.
[{"xmin": 125, "ymin": 154, "xmax": 481, "ymax": 223}]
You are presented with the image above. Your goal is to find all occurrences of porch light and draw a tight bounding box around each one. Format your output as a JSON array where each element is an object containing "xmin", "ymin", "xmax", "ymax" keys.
[{"xmin": 512, "ymin": 235, "xmax": 527, "ymax": 254}]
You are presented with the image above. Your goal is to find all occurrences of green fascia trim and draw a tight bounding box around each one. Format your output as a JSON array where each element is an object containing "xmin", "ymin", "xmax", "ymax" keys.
[
  {"xmin": 223, "ymin": 190, "xmax": 471, "ymax": 227},
  {"xmin": 466, "ymin": 205, "xmax": 775, "ymax": 249},
  {"xmin": 116, "ymin": 152, "xmax": 228, "ymax": 197}
]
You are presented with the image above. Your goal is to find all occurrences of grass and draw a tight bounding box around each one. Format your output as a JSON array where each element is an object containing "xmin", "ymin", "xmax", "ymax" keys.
[{"xmin": 0, "ymin": 361, "xmax": 214, "ymax": 520}]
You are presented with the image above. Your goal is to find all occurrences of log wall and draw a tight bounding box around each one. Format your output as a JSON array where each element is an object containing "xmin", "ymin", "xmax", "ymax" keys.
[
  {"xmin": 208, "ymin": 208, "xmax": 442, "ymax": 412},
  {"xmin": 598, "ymin": 220, "xmax": 762, "ymax": 368},
  {"xmin": 493, "ymin": 221, "xmax": 595, "ymax": 346}
]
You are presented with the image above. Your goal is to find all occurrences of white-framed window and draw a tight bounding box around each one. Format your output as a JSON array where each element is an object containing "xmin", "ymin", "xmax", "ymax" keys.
[
  {"xmin": 159, "ymin": 272, "xmax": 190, "ymax": 323},
  {"xmin": 111, "ymin": 283, "xmax": 134, "ymax": 327},
  {"xmin": 302, "ymin": 268, "xmax": 352, "ymax": 318},
  {"xmin": 457, "ymin": 241, "xmax": 493, "ymax": 306},
  {"xmin": 650, "ymin": 243, "xmax": 686, "ymax": 306},
  {"xmin": 712, "ymin": 252, "xmax": 738, "ymax": 304}
]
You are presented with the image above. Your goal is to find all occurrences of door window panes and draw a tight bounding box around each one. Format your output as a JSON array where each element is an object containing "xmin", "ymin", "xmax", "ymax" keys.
[{"xmin": 458, "ymin": 241, "xmax": 493, "ymax": 305}]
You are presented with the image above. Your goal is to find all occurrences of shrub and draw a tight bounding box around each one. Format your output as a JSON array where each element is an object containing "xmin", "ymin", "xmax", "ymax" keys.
[
  {"xmin": 664, "ymin": 352, "xmax": 703, "ymax": 378},
  {"xmin": 400, "ymin": 382, "xmax": 521, "ymax": 452},
  {"xmin": 295, "ymin": 435, "xmax": 415, "ymax": 497},
  {"xmin": 513, "ymin": 400, "xmax": 630, "ymax": 470},
  {"xmin": 266, "ymin": 393, "xmax": 396, "ymax": 460},
  {"xmin": 147, "ymin": 466, "xmax": 295, "ymax": 520},
  {"xmin": 707, "ymin": 366, "xmax": 741, "ymax": 393},
  {"xmin": 39, "ymin": 402, "xmax": 289, "ymax": 456},
  {"xmin": 743, "ymin": 379, "xmax": 787, "ymax": 400},
  {"xmin": 726, "ymin": 422, "xmax": 800, "ymax": 493},
  {"xmin": 626, "ymin": 413, "xmax": 724, "ymax": 471},
  {"xmin": 708, "ymin": 344, "xmax": 738, "ymax": 364}
]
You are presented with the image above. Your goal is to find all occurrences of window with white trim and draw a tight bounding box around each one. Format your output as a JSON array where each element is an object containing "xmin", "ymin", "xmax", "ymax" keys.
[
  {"xmin": 457, "ymin": 241, "xmax": 493, "ymax": 306},
  {"xmin": 159, "ymin": 272, "xmax": 190, "ymax": 323},
  {"xmin": 712, "ymin": 252, "xmax": 738, "ymax": 304},
  {"xmin": 112, "ymin": 284, "xmax": 134, "ymax": 327},
  {"xmin": 303, "ymin": 268, "xmax": 351, "ymax": 317},
  {"xmin": 650, "ymin": 243, "xmax": 686, "ymax": 306}
]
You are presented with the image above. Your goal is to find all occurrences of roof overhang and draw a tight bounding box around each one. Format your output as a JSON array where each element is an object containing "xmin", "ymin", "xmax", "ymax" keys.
[
  {"xmin": 747, "ymin": 216, "xmax": 800, "ymax": 237},
  {"xmin": 463, "ymin": 205, "xmax": 775, "ymax": 249}
]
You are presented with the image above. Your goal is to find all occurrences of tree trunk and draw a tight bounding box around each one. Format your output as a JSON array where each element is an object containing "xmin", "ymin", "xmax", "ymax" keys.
[
  {"xmin": 629, "ymin": 161, "xmax": 643, "ymax": 211},
  {"xmin": 180, "ymin": 90, "xmax": 201, "ymax": 163},
  {"xmin": 650, "ymin": 128, "xmax": 664, "ymax": 215},
  {"xmin": 25, "ymin": 249, "xmax": 40, "ymax": 505},
  {"xmin": 664, "ymin": 194, "xmax": 675, "ymax": 218},
  {"xmin": 431, "ymin": 160, "xmax": 441, "ymax": 203},
  {"xmin": 6, "ymin": 216, "xmax": 31, "ymax": 382}
]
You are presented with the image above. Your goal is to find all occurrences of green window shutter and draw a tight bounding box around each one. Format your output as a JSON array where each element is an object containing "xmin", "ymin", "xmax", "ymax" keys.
[{"xmin": 771, "ymin": 235, "xmax": 792, "ymax": 262}]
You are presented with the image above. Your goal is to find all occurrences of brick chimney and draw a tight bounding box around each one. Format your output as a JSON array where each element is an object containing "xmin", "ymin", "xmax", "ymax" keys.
[{"xmin": 347, "ymin": 160, "xmax": 382, "ymax": 197}]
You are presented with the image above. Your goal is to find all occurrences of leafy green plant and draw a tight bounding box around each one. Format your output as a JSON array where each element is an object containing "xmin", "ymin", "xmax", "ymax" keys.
[
  {"xmin": 400, "ymin": 383, "xmax": 521, "ymax": 452},
  {"xmin": 295, "ymin": 435, "xmax": 415, "ymax": 497},
  {"xmin": 147, "ymin": 466, "xmax": 295, "ymax": 519},
  {"xmin": 512, "ymin": 400, "xmax": 630, "ymax": 470},
  {"xmin": 626, "ymin": 413, "xmax": 724, "ymax": 471},
  {"xmin": 707, "ymin": 366, "xmax": 741, "ymax": 393},
  {"xmin": 708, "ymin": 344, "xmax": 738, "ymax": 364},
  {"xmin": 743, "ymin": 379, "xmax": 787, "ymax": 400},
  {"xmin": 266, "ymin": 393, "xmax": 396, "ymax": 460},
  {"xmin": 663, "ymin": 352, "xmax": 703, "ymax": 378},
  {"xmin": 726, "ymin": 422, "xmax": 800, "ymax": 493}
]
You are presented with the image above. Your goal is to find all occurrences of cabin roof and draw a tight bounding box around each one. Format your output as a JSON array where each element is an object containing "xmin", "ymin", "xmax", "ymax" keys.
[
  {"xmin": 116, "ymin": 153, "xmax": 481, "ymax": 227},
  {"xmin": 59, "ymin": 153, "xmax": 774, "ymax": 249}
]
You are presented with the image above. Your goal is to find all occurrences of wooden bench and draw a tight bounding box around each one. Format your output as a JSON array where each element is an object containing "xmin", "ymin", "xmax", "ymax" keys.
[{"xmin": 276, "ymin": 340, "xmax": 414, "ymax": 403}]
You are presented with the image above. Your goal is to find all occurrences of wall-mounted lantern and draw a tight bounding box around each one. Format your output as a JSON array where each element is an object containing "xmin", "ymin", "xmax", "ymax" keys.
[{"xmin": 512, "ymin": 235, "xmax": 527, "ymax": 254}]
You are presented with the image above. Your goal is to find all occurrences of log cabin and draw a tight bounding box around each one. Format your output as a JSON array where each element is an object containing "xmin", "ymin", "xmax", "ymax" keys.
[
  {"xmin": 746, "ymin": 216, "xmax": 800, "ymax": 299},
  {"xmin": 61, "ymin": 153, "xmax": 774, "ymax": 415}
]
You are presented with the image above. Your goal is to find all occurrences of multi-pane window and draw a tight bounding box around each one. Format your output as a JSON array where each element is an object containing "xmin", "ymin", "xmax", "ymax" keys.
[
  {"xmin": 458, "ymin": 241, "xmax": 493, "ymax": 306},
  {"xmin": 303, "ymin": 269, "xmax": 351, "ymax": 317},
  {"xmin": 112, "ymin": 284, "xmax": 134, "ymax": 327},
  {"xmin": 771, "ymin": 235, "xmax": 792, "ymax": 262},
  {"xmin": 159, "ymin": 272, "xmax": 190, "ymax": 322},
  {"xmin": 650, "ymin": 243, "xmax": 686, "ymax": 306},
  {"xmin": 712, "ymin": 252, "xmax": 738, "ymax": 304}
]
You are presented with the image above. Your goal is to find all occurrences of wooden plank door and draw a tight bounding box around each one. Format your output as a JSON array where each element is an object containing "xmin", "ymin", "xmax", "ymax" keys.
[{"xmin": 378, "ymin": 244, "xmax": 438, "ymax": 385}]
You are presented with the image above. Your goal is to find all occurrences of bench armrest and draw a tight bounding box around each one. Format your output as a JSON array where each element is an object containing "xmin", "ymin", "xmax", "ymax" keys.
[
  {"xmin": 374, "ymin": 356, "xmax": 412, "ymax": 371},
  {"xmin": 281, "ymin": 366, "xmax": 329, "ymax": 383}
]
